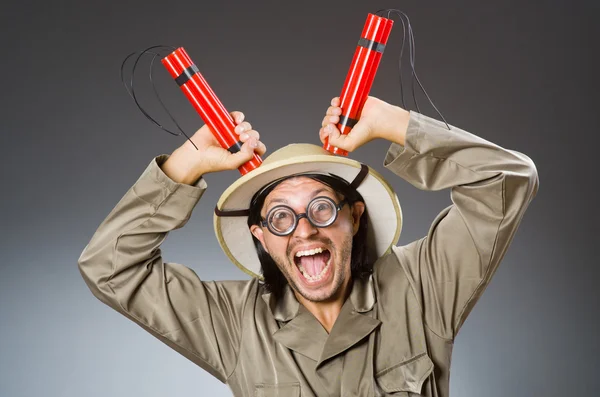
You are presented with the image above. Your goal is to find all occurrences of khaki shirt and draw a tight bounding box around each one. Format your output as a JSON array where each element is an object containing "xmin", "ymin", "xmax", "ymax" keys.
[{"xmin": 78, "ymin": 112, "xmax": 538, "ymax": 396}]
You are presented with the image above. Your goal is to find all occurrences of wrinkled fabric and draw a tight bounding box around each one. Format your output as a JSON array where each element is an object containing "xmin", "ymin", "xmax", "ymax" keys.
[{"xmin": 78, "ymin": 111, "xmax": 539, "ymax": 396}]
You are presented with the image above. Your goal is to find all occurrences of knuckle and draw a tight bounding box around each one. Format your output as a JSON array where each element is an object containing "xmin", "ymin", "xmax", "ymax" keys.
[
  {"xmin": 347, "ymin": 139, "xmax": 357, "ymax": 152},
  {"xmin": 232, "ymin": 112, "xmax": 243, "ymax": 122}
]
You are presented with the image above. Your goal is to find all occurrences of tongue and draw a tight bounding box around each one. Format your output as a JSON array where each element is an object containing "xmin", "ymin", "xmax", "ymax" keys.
[{"xmin": 299, "ymin": 252, "xmax": 329, "ymax": 276}]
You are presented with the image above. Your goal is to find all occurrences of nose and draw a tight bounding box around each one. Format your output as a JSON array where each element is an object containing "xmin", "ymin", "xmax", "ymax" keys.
[{"xmin": 293, "ymin": 216, "xmax": 318, "ymax": 238}]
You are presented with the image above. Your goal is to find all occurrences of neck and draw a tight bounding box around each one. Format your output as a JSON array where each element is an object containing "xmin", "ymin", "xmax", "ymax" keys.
[{"xmin": 294, "ymin": 276, "xmax": 353, "ymax": 333}]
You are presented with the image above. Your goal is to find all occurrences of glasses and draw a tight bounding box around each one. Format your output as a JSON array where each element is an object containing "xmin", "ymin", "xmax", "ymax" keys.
[{"xmin": 260, "ymin": 196, "xmax": 347, "ymax": 236}]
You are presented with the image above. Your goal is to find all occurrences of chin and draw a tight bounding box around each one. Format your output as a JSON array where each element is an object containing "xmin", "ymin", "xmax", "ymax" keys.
[
  {"xmin": 289, "ymin": 263, "xmax": 346, "ymax": 303},
  {"xmin": 296, "ymin": 285, "xmax": 336, "ymax": 303}
]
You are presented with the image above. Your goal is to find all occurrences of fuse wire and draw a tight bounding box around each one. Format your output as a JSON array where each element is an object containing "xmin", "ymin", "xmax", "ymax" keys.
[
  {"xmin": 120, "ymin": 45, "xmax": 199, "ymax": 149},
  {"xmin": 376, "ymin": 9, "xmax": 451, "ymax": 129}
]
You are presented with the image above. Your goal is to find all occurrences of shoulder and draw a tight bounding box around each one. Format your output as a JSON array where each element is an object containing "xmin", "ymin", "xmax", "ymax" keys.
[
  {"xmin": 372, "ymin": 242, "xmax": 424, "ymax": 301},
  {"xmin": 373, "ymin": 242, "xmax": 421, "ymax": 278},
  {"xmin": 200, "ymin": 277, "xmax": 263, "ymax": 307}
]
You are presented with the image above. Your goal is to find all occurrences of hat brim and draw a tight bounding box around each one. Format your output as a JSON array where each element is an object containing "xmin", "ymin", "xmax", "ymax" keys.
[{"xmin": 214, "ymin": 152, "xmax": 402, "ymax": 279}]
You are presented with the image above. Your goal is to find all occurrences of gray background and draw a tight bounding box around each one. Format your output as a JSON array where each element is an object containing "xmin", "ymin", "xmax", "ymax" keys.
[{"xmin": 1, "ymin": 0, "xmax": 598, "ymax": 396}]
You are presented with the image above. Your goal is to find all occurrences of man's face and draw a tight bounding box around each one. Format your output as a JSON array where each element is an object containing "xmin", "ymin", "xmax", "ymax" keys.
[{"xmin": 250, "ymin": 177, "xmax": 365, "ymax": 303}]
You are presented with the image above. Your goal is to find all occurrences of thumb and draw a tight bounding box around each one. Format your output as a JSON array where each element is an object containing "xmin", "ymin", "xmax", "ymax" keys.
[
  {"xmin": 326, "ymin": 124, "xmax": 359, "ymax": 153},
  {"xmin": 222, "ymin": 138, "xmax": 257, "ymax": 170}
]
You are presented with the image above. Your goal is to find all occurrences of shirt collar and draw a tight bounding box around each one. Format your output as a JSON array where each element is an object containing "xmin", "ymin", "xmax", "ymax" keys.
[{"xmin": 261, "ymin": 274, "xmax": 376, "ymax": 322}]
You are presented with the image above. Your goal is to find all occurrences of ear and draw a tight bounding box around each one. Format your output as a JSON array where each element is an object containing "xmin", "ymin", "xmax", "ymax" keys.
[
  {"xmin": 250, "ymin": 224, "xmax": 269, "ymax": 254},
  {"xmin": 350, "ymin": 201, "xmax": 365, "ymax": 235}
]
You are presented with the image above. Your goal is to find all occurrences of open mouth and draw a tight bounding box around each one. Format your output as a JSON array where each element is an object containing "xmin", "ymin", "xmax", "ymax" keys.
[{"xmin": 293, "ymin": 247, "xmax": 332, "ymax": 282}]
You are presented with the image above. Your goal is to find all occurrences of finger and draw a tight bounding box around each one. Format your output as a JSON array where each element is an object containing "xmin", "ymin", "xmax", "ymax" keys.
[
  {"xmin": 238, "ymin": 129, "xmax": 260, "ymax": 142},
  {"xmin": 330, "ymin": 97, "xmax": 340, "ymax": 107},
  {"xmin": 326, "ymin": 105, "xmax": 342, "ymax": 117},
  {"xmin": 234, "ymin": 121, "xmax": 252, "ymax": 135},
  {"xmin": 242, "ymin": 137, "xmax": 266, "ymax": 157},
  {"xmin": 325, "ymin": 124, "xmax": 357, "ymax": 152},
  {"xmin": 223, "ymin": 139, "xmax": 256, "ymax": 169},
  {"xmin": 322, "ymin": 114, "xmax": 340, "ymax": 128},
  {"xmin": 230, "ymin": 111, "xmax": 245, "ymax": 124},
  {"xmin": 254, "ymin": 139, "xmax": 267, "ymax": 157},
  {"xmin": 319, "ymin": 127, "xmax": 328, "ymax": 144}
]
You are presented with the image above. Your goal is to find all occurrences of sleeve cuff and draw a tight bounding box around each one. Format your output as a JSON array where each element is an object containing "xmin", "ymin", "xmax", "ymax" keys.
[
  {"xmin": 383, "ymin": 110, "xmax": 423, "ymax": 173},
  {"xmin": 150, "ymin": 154, "xmax": 208, "ymax": 196},
  {"xmin": 132, "ymin": 154, "xmax": 208, "ymax": 210}
]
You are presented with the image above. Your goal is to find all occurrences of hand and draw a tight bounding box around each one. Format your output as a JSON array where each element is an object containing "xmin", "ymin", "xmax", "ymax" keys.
[
  {"xmin": 161, "ymin": 111, "xmax": 267, "ymax": 184},
  {"xmin": 318, "ymin": 96, "xmax": 410, "ymax": 152}
]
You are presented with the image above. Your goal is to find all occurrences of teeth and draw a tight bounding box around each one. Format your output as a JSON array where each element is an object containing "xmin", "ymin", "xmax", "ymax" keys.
[
  {"xmin": 297, "ymin": 257, "xmax": 331, "ymax": 282},
  {"xmin": 295, "ymin": 247, "xmax": 324, "ymax": 257}
]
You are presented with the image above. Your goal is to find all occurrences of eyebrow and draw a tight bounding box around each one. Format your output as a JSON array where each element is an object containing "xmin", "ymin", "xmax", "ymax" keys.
[{"xmin": 265, "ymin": 187, "xmax": 332, "ymax": 209}]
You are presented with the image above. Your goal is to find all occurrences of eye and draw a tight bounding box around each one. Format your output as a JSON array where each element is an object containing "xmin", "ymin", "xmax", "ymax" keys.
[
  {"xmin": 269, "ymin": 207, "xmax": 295, "ymax": 229},
  {"xmin": 315, "ymin": 202, "xmax": 330, "ymax": 212},
  {"xmin": 273, "ymin": 211, "xmax": 291, "ymax": 220},
  {"xmin": 309, "ymin": 198, "xmax": 336, "ymax": 224}
]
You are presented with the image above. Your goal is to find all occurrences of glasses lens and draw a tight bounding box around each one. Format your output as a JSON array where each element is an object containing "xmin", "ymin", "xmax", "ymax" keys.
[
  {"xmin": 308, "ymin": 197, "xmax": 336, "ymax": 226},
  {"xmin": 268, "ymin": 207, "xmax": 295, "ymax": 234}
]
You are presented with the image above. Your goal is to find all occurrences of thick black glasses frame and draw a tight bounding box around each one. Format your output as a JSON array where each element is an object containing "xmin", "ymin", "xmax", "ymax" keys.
[{"xmin": 260, "ymin": 196, "xmax": 347, "ymax": 236}]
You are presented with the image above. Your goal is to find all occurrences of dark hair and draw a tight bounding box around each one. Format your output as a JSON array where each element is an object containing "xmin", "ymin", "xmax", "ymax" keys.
[{"xmin": 247, "ymin": 173, "xmax": 372, "ymax": 300}]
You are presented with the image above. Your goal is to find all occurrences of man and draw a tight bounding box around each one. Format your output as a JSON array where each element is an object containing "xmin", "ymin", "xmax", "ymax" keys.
[{"xmin": 78, "ymin": 96, "xmax": 538, "ymax": 396}]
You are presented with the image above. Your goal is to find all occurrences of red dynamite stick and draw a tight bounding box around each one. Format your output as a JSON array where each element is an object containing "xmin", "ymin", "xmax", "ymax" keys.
[
  {"xmin": 161, "ymin": 47, "xmax": 262, "ymax": 175},
  {"xmin": 324, "ymin": 14, "xmax": 393, "ymax": 156}
]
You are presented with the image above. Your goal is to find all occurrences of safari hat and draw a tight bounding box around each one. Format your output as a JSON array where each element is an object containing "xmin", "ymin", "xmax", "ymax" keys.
[{"xmin": 214, "ymin": 143, "xmax": 402, "ymax": 279}]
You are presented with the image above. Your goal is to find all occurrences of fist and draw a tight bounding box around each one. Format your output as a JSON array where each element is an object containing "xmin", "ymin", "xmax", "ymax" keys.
[
  {"xmin": 319, "ymin": 96, "xmax": 409, "ymax": 152},
  {"xmin": 162, "ymin": 111, "xmax": 266, "ymax": 184}
]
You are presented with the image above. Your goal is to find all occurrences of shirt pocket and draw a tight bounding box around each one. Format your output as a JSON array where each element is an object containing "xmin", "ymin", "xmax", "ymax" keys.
[
  {"xmin": 375, "ymin": 353, "xmax": 434, "ymax": 396},
  {"xmin": 254, "ymin": 382, "xmax": 301, "ymax": 397}
]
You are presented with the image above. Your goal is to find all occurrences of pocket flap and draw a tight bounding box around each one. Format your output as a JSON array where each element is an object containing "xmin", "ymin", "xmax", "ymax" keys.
[
  {"xmin": 255, "ymin": 382, "xmax": 300, "ymax": 397},
  {"xmin": 376, "ymin": 353, "xmax": 434, "ymax": 394}
]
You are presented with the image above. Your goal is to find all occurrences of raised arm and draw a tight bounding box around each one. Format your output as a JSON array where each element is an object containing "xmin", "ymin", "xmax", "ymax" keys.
[
  {"xmin": 320, "ymin": 96, "xmax": 539, "ymax": 339},
  {"xmin": 78, "ymin": 112, "xmax": 267, "ymax": 381}
]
